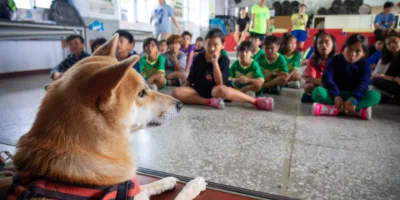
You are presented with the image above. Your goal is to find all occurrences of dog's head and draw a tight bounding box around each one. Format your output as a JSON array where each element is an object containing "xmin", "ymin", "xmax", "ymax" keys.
[{"xmin": 13, "ymin": 34, "xmax": 182, "ymax": 186}]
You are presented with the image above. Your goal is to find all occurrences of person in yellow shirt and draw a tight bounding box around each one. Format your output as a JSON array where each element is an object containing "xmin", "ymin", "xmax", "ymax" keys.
[
  {"xmin": 249, "ymin": 0, "xmax": 270, "ymax": 41},
  {"xmin": 291, "ymin": 4, "xmax": 308, "ymax": 50}
]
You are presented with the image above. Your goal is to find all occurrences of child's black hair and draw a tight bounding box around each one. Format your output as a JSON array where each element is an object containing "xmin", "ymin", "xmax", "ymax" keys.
[
  {"xmin": 250, "ymin": 33, "xmax": 263, "ymax": 41},
  {"xmin": 237, "ymin": 41, "xmax": 254, "ymax": 54},
  {"xmin": 143, "ymin": 37, "xmax": 158, "ymax": 49},
  {"xmin": 91, "ymin": 37, "xmax": 106, "ymax": 53},
  {"xmin": 158, "ymin": 39, "xmax": 167, "ymax": 45},
  {"xmin": 374, "ymin": 29, "xmax": 385, "ymax": 41},
  {"xmin": 66, "ymin": 34, "xmax": 84, "ymax": 44},
  {"xmin": 313, "ymin": 30, "xmax": 337, "ymax": 72},
  {"xmin": 115, "ymin": 30, "xmax": 135, "ymax": 44},
  {"xmin": 196, "ymin": 37, "xmax": 204, "ymax": 43},
  {"xmin": 263, "ymin": 35, "xmax": 281, "ymax": 47},
  {"xmin": 205, "ymin": 28, "xmax": 225, "ymax": 43},
  {"xmin": 280, "ymin": 32, "xmax": 297, "ymax": 55},
  {"xmin": 341, "ymin": 34, "xmax": 368, "ymax": 53},
  {"xmin": 384, "ymin": 1, "xmax": 394, "ymax": 9},
  {"xmin": 381, "ymin": 32, "xmax": 400, "ymax": 65},
  {"xmin": 181, "ymin": 31, "xmax": 193, "ymax": 38}
]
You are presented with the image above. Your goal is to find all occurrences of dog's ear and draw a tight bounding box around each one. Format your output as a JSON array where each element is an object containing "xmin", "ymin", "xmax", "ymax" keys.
[
  {"xmin": 92, "ymin": 34, "xmax": 119, "ymax": 57},
  {"xmin": 88, "ymin": 55, "xmax": 140, "ymax": 111}
]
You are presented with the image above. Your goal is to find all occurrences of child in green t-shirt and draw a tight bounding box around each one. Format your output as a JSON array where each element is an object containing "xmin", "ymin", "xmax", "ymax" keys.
[
  {"xmin": 139, "ymin": 38, "xmax": 166, "ymax": 90},
  {"xmin": 230, "ymin": 41, "xmax": 265, "ymax": 96},
  {"xmin": 250, "ymin": 33, "xmax": 264, "ymax": 62},
  {"xmin": 280, "ymin": 33, "xmax": 302, "ymax": 89},
  {"xmin": 256, "ymin": 35, "xmax": 289, "ymax": 95}
]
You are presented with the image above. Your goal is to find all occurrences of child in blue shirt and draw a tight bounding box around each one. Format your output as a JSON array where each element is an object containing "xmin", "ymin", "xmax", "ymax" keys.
[{"xmin": 312, "ymin": 34, "xmax": 381, "ymax": 120}]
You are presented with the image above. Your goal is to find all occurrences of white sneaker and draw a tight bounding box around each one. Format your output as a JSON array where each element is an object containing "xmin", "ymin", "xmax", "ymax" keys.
[
  {"xmin": 288, "ymin": 81, "xmax": 301, "ymax": 89},
  {"xmin": 245, "ymin": 91, "xmax": 256, "ymax": 98},
  {"xmin": 150, "ymin": 84, "xmax": 158, "ymax": 91}
]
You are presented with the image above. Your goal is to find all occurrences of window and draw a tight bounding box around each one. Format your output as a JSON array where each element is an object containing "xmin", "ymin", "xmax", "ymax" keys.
[
  {"xmin": 35, "ymin": 0, "xmax": 52, "ymax": 8},
  {"xmin": 120, "ymin": 0, "xmax": 135, "ymax": 23},
  {"xmin": 14, "ymin": 0, "xmax": 32, "ymax": 9},
  {"xmin": 137, "ymin": 0, "xmax": 158, "ymax": 23},
  {"xmin": 14, "ymin": 0, "xmax": 52, "ymax": 9}
]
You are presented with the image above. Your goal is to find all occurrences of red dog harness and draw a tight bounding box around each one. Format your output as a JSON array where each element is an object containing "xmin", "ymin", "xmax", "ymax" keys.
[
  {"xmin": 1, "ymin": 152, "xmax": 141, "ymax": 200},
  {"xmin": 7, "ymin": 174, "xmax": 141, "ymax": 200}
]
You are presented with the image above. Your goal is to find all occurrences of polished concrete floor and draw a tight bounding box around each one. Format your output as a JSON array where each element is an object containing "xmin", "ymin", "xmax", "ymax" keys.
[{"xmin": 1, "ymin": 74, "xmax": 400, "ymax": 200}]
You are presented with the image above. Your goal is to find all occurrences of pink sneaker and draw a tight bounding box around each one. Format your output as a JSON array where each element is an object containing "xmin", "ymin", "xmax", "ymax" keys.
[
  {"xmin": 254, "ymin": 97, "xmax": 274, "ymax": 111},
  {"xmin": 209, "ymin": 98, "xmax": 225, "ymax": 109},
  {"xmin": 312, "ymin": 103, "xmax": 340, "ymax": 116}
]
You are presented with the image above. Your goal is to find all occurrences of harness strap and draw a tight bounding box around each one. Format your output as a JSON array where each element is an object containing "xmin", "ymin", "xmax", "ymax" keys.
[{"xmin": 116, "ymin": 181, "xmax": 129, "ymax": 200}]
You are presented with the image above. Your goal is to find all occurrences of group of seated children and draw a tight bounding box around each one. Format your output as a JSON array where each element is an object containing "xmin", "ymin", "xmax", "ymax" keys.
[
  {"xmin": 50, "ymin": 27, "xmax": 400, "ymax": 120},
  {"xmin": 302, "ymin": 30, "xmax": 399, "ymax": 119}
]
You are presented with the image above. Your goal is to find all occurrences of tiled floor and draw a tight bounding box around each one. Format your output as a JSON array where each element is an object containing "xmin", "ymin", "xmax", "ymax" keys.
[{"xmin": 1, "ymin": 74, "xmax": 400, "ymax": 200}]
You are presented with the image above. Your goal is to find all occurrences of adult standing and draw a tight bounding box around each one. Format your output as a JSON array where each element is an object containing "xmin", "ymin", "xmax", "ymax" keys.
[
  {"xmin": 291, "ymin": 4, "xmax": 308, "ymax": 50},
  {"xmin": 249, "ymin": 0, "xmax": 270, "ymax": 41},
  {"xmin": 151, "ymin": 0, "xmax": 182, "ymax": 41},
  {"xmin": 374, "ymin": 2, "xmax": 396, "ymax": 32},
  {"xmin": 234, "ymin": 7, "xmax": 250, "ymax": 46}
]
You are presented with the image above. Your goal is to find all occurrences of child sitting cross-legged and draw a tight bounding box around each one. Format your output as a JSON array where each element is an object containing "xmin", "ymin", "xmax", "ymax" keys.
[
  {"xmin": 172, "ymin": 28, "xmax": 274, "ymax": 111},
  {"xmin": 312, "ymin": 34, "xmax": 381, "ymax": 120},
  {"xmin": 301, "ymin": 31, "xmax": 337, "ymax": 103},
  {"xmin": 229, "ymin": 41, "xmax": 265, "ymax": 97},
  {"xmin": 139, "ymin": 38, "xmax": 166, "ymax": 90},
  {"xmin": 280, "ymin": 32, "xmax": 302, "ymax": 88},
  {"xmin": 256, "ymin": 35, "xmax": 289, "ymax": 95}
]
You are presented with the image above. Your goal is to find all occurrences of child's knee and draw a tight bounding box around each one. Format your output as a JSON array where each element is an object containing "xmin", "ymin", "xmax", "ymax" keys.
[
  {"xmin": 172, "ymin": 88, "xmax": 181, "ymax": 99},
  {"xmin": 304, "ymin": 83, "xmax": 315, "ymax": 94},
  {"xmin": 276, "ymin": 76, "xmax": 286, "ymax": 85},
  {"xmin": 294, "ymin": 73, "xmax": 302, "ymax": 80},
  {"xmin": 212, "ymin": 85, "xmax": 229, "ymax": 98},
  {"xmin": 253, "ymin": 81, "xmax": 262, "ymax": 91}
]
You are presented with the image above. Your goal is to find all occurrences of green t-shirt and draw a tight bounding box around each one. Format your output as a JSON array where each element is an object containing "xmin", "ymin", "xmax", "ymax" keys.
[
  {"xmin": 230, "ymin": 60, "xmax": 264, "ymax": 81},
  {"xmin": 283, "ymin": 51, "xmax": 301, "ymax": 71},
  {"xmin": 139, "ymin": 55, "xmax": 165, "ymax": 79},
  {"xmin": 256, "ymin": 53, "xmax": 288, "ymax": 76},
  {"xmin": 249, "ymin": 4, "xmax": 270, "ymax": 34},
  {"xmin": 221, "ymin": 49, "xmax": 228, "ymax": 57},
  {"xmin": 252, "ymin": 48, "xmax": 265, "ymax": 62}
]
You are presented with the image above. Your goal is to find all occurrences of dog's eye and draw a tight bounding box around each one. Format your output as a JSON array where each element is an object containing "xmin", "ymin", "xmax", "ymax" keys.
[{"xmin": 138, "ymin": 89, "xmax": 147, "ymax": 98}]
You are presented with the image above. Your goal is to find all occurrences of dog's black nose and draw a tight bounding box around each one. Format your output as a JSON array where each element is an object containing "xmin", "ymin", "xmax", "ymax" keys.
[{"xmin": 176, "ymin": 101, "xmax": 183, "ymax": 110}]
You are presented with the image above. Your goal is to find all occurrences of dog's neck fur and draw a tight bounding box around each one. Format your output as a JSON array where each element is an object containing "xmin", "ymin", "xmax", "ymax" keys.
[{"xmin": 13, "ymin": 35, "xmax": 139, "ymax": 186}]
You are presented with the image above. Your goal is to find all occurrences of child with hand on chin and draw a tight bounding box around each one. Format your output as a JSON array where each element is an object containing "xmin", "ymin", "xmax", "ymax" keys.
[
  {"xmin": 172, "ymin": 29, "xmax": 274, "ymax": 111},
  {"xmin": 312, "ymin": 34, "xmax": 381, "ymax": 120}
]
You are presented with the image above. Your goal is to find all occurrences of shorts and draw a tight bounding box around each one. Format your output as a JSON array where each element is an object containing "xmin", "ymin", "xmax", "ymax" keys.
[
  {"xmin": 250, "ymin": 32, "xmax": 266, "ymax": 41},
  {"xmin": 291, "ymin": 30, "xmax": 307, "ymax": 42},
  {"xmin": 165, "ymin": 69, "xmax": 187, "ymax": 77},
  {"xmin": 191, "ymin": 86, "xmax": 213, "ymax": 99}
]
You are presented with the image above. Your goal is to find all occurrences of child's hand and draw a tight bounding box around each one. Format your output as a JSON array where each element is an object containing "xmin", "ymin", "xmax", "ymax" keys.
[
  {"xmin": 239, "ymin": 76, "xmax": 248, "ymax": 83},
  {"xmin": 211, "ymin": 52, "xmax": 219, "ymax": 64},
  {"xmin": 373, "ymin": 73, "xmax": 385, "ymax": 78},
  {"xmin": 395, "ymin": 77, "xmax": 400, "ymax": 86},
  {"xmin": 334, "ymin": 96, "xmax": 344, "ymax": 109},
  {"xmin": 344, "ymin": 99, "xmax": 356, "ymax": 113}
]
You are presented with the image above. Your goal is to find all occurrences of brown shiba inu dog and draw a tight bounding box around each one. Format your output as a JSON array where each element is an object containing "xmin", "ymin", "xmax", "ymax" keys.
[{"xmin": 6, "ymin": 34, "xmax": 206, "ymax": 200}]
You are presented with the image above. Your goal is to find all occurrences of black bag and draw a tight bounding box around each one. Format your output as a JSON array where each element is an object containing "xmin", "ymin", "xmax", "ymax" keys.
[
  {"xmin": 0, "ymin": 0, "xmax": 14, "ymax": 20},
  {"xmin": 48, "ymin": 0, "xmax": 84, "ymax": 26}
]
